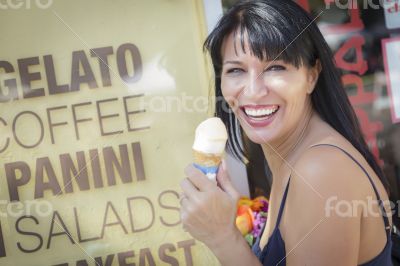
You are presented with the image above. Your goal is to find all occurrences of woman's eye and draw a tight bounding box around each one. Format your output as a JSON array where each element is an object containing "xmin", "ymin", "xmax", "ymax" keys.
[
  {"xmin": 265, "ymin": 65, "xmax": 286, "ymax": 71},
  {"xmin": 226, "ymin": 68, "xmax": 244, "ymax": 74}
]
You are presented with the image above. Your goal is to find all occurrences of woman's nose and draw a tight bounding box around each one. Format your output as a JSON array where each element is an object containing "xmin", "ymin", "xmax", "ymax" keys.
[{"xmin": 242, "ymin": 71, "xmax": 268, "ymax": 98}]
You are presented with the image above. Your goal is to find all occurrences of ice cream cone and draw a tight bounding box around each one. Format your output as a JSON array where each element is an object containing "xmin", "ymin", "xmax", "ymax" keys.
[
  {"xmin": 192, "ymin": 117, "xmax": 228, "ymax": 182},
  {"xmin": 193, "ymin": 150, "xmax": 223, "ymax": 182}
]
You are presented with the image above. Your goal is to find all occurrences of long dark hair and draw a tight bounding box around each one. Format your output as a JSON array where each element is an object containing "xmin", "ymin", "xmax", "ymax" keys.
[{"xmin": 204, "ymin": 0, "xmax": 389, "ymax": 191}]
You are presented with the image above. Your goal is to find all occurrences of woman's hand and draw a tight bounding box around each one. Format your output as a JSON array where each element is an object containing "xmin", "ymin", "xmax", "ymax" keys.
[{"xmin": 179, "ymin": 160, "xmax": 241, "ymax": 248}]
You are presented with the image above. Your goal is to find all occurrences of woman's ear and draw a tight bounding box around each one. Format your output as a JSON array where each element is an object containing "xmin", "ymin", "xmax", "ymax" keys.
[{"xmin": 307, "ymin": 59, "xmax": 322, "ymax": 94}]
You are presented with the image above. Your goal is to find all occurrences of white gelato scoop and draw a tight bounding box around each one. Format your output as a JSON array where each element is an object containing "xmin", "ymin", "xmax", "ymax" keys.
[{"xmin": 192, "ymin": 117, "xmax": 228, "ymax": 154}]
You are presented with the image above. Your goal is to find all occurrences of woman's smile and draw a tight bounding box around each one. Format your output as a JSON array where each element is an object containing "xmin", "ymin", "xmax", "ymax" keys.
[{"xmin": 239, "ymin": 104, "xmax": 280, "ymax": 128}]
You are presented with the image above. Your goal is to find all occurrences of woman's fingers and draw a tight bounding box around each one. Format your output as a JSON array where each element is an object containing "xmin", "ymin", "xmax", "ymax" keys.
[
  {"xmin": 217, "ymin": 159, "xmax": 240, "ymax": 201},
  {"xmin": 180, "ymin": 178, "xmax": 198, "ymax": 200},
  {"xmin": 179, "ymin": 192, "xmax": 188, "ymax": 206},
  {"xmin": 179, "ymin": 162, "xmax": 239, "ymax": 246},
  {"xmin": 184, "ymin": 164, "xmax": 215, "ymax": 192}
]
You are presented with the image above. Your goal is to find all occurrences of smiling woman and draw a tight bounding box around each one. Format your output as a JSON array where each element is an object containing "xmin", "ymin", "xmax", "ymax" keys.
[
  {"xmin": 220, "ymin": 33, "xmax": 320, "ymax": 144},
  {"xmin": 179, "ymin": 0, "xmax": 395, "ymax": 266}
]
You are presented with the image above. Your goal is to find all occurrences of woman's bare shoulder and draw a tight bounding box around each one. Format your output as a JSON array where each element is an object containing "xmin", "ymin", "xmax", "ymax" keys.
[
  {"xmin": 290, "ymin": 137, "xmax": 376, "ymax": 199},
  {"xmin": 282, "ymin": 139, "xmax": 368, "ymax": 265}
]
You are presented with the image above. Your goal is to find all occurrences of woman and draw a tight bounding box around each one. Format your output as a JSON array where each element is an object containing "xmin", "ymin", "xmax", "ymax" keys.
[{"xmin": 179, "ymin": 0, "xmax": 393, "ymax": 265}]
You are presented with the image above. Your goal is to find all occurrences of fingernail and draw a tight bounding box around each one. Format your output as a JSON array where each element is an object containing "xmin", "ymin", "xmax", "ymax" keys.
[{"xmin": 221, "ymin": 159, "xmax": 226, "ymax": 170}]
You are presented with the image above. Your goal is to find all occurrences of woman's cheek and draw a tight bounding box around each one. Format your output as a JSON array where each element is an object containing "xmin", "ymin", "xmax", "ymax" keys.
[{"xmin": 221, "ymin": 81, "xmax": 236, "ymax": 109}]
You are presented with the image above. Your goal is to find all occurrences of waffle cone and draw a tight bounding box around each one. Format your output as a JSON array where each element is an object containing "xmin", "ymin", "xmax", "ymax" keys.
[{"xmin": 193, "ymin": 150, "xmax": 222, "ymax": 167}]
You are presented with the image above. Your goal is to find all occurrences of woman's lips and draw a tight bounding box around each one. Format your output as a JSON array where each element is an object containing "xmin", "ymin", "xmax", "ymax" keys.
[{"xmin": 239, "ymin": 105, "xmax": 280, "ymax": 128}]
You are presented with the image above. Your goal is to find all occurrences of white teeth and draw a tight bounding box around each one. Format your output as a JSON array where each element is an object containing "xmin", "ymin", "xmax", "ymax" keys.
[{"xmin": 244, "ymin": 107, "xmax": 279, "ymax": 117}]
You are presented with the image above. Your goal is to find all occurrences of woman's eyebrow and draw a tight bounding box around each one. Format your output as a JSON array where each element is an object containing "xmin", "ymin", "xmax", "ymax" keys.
[{"xmin": 223, "ymin": 60, "xmax": 242, "ymax": 65}]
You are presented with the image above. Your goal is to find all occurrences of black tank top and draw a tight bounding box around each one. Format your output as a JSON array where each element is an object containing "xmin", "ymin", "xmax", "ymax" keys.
[{"xmin": 252, "ymin": 144, "xmax": 393, "ymax": 266}]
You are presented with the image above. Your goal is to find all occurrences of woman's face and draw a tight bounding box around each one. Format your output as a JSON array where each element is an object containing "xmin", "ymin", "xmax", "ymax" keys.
[{"xmin": 220, "ymin": 32, "xmax": 320, "ymax": 144}]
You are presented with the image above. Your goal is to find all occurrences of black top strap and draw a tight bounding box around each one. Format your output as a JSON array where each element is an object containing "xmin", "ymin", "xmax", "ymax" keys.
[
  {"xmin": 275, "ymin": 175, "xmax": 291, "ymax": 228},
  {"xmin": 309, "ymin": 143, "xmax": 391, "ymax": 239}
]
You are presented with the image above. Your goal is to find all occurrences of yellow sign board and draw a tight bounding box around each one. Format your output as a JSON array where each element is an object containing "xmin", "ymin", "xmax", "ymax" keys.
[{"xmin": 0, "ymin": 0, "xmax": 218, "ymax": 265}]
